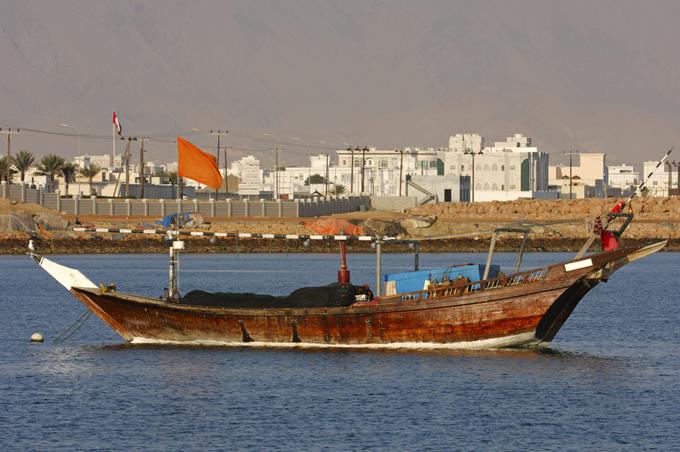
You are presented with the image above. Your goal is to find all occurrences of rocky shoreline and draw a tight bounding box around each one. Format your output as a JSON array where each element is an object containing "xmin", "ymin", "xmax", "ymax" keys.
[
  {"xmin": 1, "ymin": 235, "xmax": 676, "ymax": 255},
  {"xmin": 2, "ymin": 197, "xmax": 678, "ymax": 255}
]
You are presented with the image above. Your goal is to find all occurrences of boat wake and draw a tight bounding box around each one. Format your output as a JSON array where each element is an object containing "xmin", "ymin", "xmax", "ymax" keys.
[{"xmin": 130, "ymin": 332, "xmax": 542, "ymax": 350}]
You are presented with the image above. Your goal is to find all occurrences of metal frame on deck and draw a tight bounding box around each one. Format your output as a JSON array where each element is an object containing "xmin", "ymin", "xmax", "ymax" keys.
[{"xmin": 483, "ymin": 226, "xmax": 531, "ymax": 280}]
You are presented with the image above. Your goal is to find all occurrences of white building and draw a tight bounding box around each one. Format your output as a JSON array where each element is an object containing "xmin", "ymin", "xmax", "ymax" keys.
[
  {"xmin": 607, "ymin": 164, "xmax": 638, "ymax": 192},
  {"xmin": 261, "ymin": 148, "xmax": 439, "ymax": 198},
  {"xmin": 549, "ymin": 152, "xmax": 606, "ymax": 198},
  {"xmin": 231, "ymin": 155, "xmax": 262, "ymax": 195},
  {"xmin": 74, "ymin": 154, "xmax": 122, "ymax": 171},
  {"xmin": 449, "ymin": 133, "xmax": 484, "ymax": 153},
  {"xmin": 643, "ymin": 161, "xmax": 678, "ymax": 196},
  {"xmin": 422, "ymin": 134, "xmax": 550, "ymax": 202}
]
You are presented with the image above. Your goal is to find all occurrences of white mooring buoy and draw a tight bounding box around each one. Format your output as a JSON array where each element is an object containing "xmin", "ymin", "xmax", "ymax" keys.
[{"xmin": 30, "ymin": 332, "xmax": 44, "ymax": 343}]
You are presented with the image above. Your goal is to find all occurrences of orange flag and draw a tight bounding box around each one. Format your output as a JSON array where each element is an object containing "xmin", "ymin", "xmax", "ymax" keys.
[{"xmin": 177, "ymin": 137, "xmax": 223, "ymax": 189}]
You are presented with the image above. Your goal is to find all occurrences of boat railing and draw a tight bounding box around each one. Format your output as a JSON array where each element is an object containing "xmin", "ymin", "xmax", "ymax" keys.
[{"xmin": 395, "ymin": 267, "xmax": 547, "ymax": 302}]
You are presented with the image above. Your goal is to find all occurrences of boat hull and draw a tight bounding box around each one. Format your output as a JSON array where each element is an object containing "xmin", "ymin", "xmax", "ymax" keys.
[
  {"xmin": 69, "ymin": 274, "xmax": 589, "ymax": 348},
  {"xmin": 45, "ymin": 241, "xmax": 665, "ymax": 349}
]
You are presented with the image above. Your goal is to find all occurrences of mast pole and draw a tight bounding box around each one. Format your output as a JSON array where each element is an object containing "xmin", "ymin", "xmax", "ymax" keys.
[{"xmin": 375, "ymin": 239, "xmax": 382, "ymax": 296}]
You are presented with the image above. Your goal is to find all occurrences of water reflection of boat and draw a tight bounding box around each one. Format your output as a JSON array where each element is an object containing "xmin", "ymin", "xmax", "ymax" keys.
[{"xmin": 30, "ymin": 226, "xmax": 665, "ymax": 349}]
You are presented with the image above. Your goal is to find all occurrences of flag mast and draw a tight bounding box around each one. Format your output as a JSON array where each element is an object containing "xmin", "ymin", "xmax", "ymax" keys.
[{"xmin": 168, "ymin": 137, "xmax": 182, "ymax": 302}]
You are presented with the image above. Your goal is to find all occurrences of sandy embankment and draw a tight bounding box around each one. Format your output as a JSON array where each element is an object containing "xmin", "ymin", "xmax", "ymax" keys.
[{"xmin": 1, "ymin": 197, "xmax": 678, "ymax": 254}]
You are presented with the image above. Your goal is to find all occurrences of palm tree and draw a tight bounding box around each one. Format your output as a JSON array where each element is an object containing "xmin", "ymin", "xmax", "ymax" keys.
[
  {"xmin": 79, "ymin": 163, "xmax": 102, "ymax": 196},
  {"xmin": 334, "ymin": 184, "xmax": 346, "ymax": 195},
  {"xmin": 0, "ymin": 156, "xmax": 17, "ymax": 183},
  {"xmin": 12, "ymin": 150, "xmax": 36, "ymax": 182},
  {"xmin": 60, "ymin": 163, "xmax": 79, "ymax": 197},
  {"xmin": 35, "ymin": 154, "xmax": 66, "ymax": 189}
]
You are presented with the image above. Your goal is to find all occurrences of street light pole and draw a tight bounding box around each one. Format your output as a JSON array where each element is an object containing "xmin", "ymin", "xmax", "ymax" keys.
[
  {"xmin": 398, "ymin": 149, "xmax": 404, "ymax": 197},
  {"xmin": 464, "ymin": 148, "xmax": 483, "ymax": 203},
  {"xmin": 348, "ymin": 147, "xmax": 354, "ymax": 194},
  {"xmin": 361, "ymin": 146, "xmax": 367, "ymax": 194},
  {"xmin": 563, "ymin": 150, "xmax": 579, "ymax": 200}
]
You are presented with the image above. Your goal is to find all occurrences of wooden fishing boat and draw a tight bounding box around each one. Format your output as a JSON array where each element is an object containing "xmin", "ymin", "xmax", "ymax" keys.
[
  {"xmin": 30, "ymin": 228, "xmax": 666, "ymax": 349},
  {"xmin": 28, "ymin": 142, "xmax": 672, "ymax": 349}
]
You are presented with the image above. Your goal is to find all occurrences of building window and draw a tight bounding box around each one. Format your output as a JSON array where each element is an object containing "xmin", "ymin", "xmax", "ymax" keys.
[
  {"xmin": 492, "ymin": 164, "xmax": 498, "ymax": 171},
  {"xmin": 483, "ymin": 164, "xmax": 490, "ymax": 171},
  {"xmin": 501, "ymin": 165, "xmax": 505, "ymax": 171},
  {"xmin": 449, "ymin": 165, "xmax": 456, "ymax": 170},
  {"xmin": 429, "ymin": 161, "xmax": 436, "ymax": 168},
  {"xmin": 510, "ymin": 165, "xmax": 516, "ymax": 170},
  {"xmin": 476, "ymin": 164, "xmax": 481, "ymax": 171},
  {"xmin": 501, "ymin": 184, "xmax": 505, "ymax": 190},
  {"xmin": 461, "ymin": 165, "xmax": 465, "ymax": 171},
  {"xmin": 342, "ymin": 160, "xmax": 346, "ymax": 166},
  {"xmin": 380, "ymin": 160, "xmax": 388, "ymax": 168},
  {"xmin": 492, "ymin": 183, "xmax": 498, "ymax": 190}
]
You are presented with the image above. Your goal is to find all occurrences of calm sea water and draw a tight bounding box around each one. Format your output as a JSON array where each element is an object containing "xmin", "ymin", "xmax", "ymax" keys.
[{"xmin": 1, "ymin": 251, "xmax": 679, "ymax": 450}]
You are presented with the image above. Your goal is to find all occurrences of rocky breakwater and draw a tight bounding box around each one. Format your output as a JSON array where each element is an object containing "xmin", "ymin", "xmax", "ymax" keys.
[{"xmin": 407, "ymin": 197, "xmax": 680, "ymax": 250}]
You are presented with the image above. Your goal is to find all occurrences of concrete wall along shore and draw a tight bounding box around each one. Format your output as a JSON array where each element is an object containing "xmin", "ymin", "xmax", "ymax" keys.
[{"xmin": 0, "ymin": 182, "xmax": 368, "ymax": 218}]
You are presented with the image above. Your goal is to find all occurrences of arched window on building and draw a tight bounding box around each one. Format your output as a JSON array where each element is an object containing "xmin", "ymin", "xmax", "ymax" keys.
[
  {"xmin": 501, "ymin": 165, "xmax": 505, "ymax": 171},
  {"xmin": 476, "ymin": 164, "xmax": 481, "ymax": 171},
  {"xmin": 475, "ymin": 182, "xmax": 482, "ymax": 190},
  {"xmin": 492, "ymin": 183, "xmax": 498, "ymax": 190},
  {"xmin": 483, "ymin": 182, "xmax": 490, "ymax": 190},
  {"xmin": 483, "ymin": 164, "xmax": 490, "ymax": 171},
  {"xmin": 492, "ymin": 164, "xmax": 498, "ymax": 171}
]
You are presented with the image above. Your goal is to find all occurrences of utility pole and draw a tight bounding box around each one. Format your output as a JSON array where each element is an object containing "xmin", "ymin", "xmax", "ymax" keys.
[
  {"xmin": 348, "ymin": 147, "xmax": 354, "ymax": 194},
  {"xmin": 564, "ymin": 150, "xmax": 579, "ymax": 200},
  {"xmin": 0, "ymin": 128, "xmax": 19, "ymax": 185},
  {"xmin": 121, "ymin": 136, "xmax": 137, "ymax": 198},
  {"xmin": 398, "ymin": 149, "xmax": 404, "ymax": 196},
  {"xmin": 273, "ymin": 148, "xmax": 280, "ymax": 199},
  {"xmin": 361, "ymin": 146, "xmax": 367, "ymax": 194},
  {"xmin": 325, "ymin": 153, "xmax": 330, "ymax": 197},
  {"xmin": 464, "ymin": 148, "xmax": 483, "ymax": 203},
  {"xmin": 139, "ymin": 137, "xmax": 148, "ymax": 199},
  {"xmin": 224, "ymin": 146, "xmax": 231, "ymax": 196},
  {"xmin": 210, "ymin": 130, "xmax": 228, "ymax": 200}
]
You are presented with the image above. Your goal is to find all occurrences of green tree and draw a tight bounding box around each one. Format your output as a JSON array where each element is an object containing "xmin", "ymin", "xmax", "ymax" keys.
[
  {"xmin": 304, "ymin": 174, "xmax": 326, "ymax": 185},
  {"xmin": 60, "ymin": 163, "xmax": 79, "ymax": 196},
  {"xmin": 12, "ymin": 150, "xmax": 36, "ymax": 182},
  {"xmin": 334, "ymin": 184, "xmax": 346, "ymax": 195},
  {"xmin": 35, "ymin": 154, "xmax": 66, "ymax": 189},
  {"xmin": 79, "ymin": 163, "xmax": 102, "ymax": 196},
  {"xmin": 0, "ymin": 156, "xmax": 17, "ymax": 183}
]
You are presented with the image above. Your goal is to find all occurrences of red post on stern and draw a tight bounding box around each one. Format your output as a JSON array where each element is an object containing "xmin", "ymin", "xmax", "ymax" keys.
[{"xmin": 338, "ymin": 236, "xmax": 350, "ymax": 285}]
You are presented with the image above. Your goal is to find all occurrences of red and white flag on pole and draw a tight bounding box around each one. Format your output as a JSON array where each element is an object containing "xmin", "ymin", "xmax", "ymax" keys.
[{"xmin": 112, "ymin": 112, "xmax": 122, "ymax": 135}]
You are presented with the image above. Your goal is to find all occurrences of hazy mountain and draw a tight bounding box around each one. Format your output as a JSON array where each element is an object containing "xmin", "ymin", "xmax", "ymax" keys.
[{"xmin": 1, "ymin": 0, "xmax": 679, "ymax": 165}]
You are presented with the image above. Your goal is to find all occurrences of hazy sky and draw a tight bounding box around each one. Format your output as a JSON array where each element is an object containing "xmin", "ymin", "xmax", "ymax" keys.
[{"xmin": 1, "ymin": 0, "xmax": 679, "ymax": 166}]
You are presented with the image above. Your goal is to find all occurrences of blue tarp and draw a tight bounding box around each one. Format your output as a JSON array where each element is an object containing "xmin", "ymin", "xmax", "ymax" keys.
[
  {"xmin": 384, "ymin": 264, "xmax": 500, "ymax": 295},
  {"xmin": 156, "ymin": 212, "xmax": 191, "ymax": 228}
]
